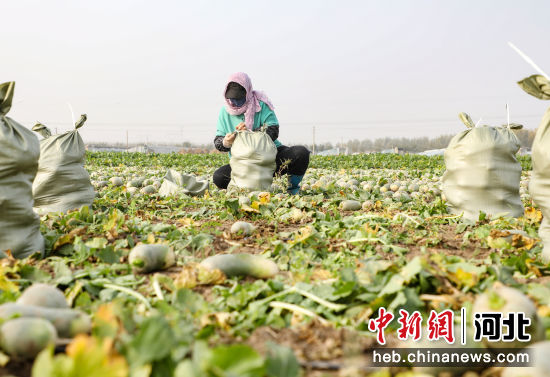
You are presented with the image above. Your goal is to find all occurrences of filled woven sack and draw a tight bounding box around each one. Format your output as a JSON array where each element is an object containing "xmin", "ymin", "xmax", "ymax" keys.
[
  {"xmin": 158, "ymin": 169, "xmax": 209, "ymax": 197},
  {"xmin": 0, "ymin": 82, "xmax": 44, "ymax": 258},
  {"xmin": 519, "ymin": 74, "xmax": 550, "ymax": 262},
  {"xmin": 228, "ymin": 129, "xmax": 277, "ymax": 191},
  {"xmin": 31, "ymin": 115, "xmax": 95, "ymax": 214},
  {"xmin": 442, "ymin": 112, "xmax": 524, "ymax": 221}
]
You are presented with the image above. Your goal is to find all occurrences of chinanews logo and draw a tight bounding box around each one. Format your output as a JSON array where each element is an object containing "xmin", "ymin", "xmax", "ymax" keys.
[
  {"xmin": 368, "ymin": 307, "xmax": 534, "ymax": 368},
  {"xmin": 367, "ymin": 307, "xmax": 532, "ymax": 345}
]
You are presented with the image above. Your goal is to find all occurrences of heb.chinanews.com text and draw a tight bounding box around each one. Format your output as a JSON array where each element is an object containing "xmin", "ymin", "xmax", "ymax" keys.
[{"xmin": 372, "ymin": 348, "xmax": 532, "ymax": 368}]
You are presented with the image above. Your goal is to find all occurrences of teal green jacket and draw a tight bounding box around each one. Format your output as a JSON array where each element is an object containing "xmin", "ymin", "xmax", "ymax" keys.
[{"xmin": 215, "ymin": 101, "xmax": 281, "ymax": 149}]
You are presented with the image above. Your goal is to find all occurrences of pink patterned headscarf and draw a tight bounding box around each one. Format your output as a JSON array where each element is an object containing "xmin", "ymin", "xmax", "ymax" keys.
[{"xmin": 224, "ymin": 72, "xmax": 275, "ymax": 130}]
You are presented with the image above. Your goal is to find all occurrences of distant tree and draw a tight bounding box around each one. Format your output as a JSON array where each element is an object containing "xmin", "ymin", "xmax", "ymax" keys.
[{"xmin": 88, "ymin": 129, "xmax": 539, "ymax": 154}]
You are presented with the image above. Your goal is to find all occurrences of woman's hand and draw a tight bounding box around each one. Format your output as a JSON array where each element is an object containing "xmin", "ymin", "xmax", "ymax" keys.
[
  {"xmin": 223, "ymin": 132, "xmax": 236, "ymax": 148},
  {"xmin": 223, "ymin": 123, "xmax": 246, "ymax": 147}
]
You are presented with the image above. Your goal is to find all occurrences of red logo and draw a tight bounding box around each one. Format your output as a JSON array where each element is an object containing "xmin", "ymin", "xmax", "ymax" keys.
[
  {"xmin": 427, "ymin": 309, "xmax": 455, "ymax": 344},
  {"xmin": 397, "ymin": 309, "xmax": 423, "ymax": 341},
  {"xmin": 368, "ymin": 307, "xmax": 395, "ymax": 345}
]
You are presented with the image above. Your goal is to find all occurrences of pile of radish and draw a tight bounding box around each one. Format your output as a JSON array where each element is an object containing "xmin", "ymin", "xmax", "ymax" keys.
[{"xmin": 0, "ymin": 284, "xmax": 91, "ymax": 359}]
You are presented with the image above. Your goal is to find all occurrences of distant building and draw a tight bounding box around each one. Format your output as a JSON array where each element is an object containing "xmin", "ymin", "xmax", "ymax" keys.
[
  {"xmin": 418, "ymin": 148, "xmax": 445, "ymax": 156},
  {"xmin": 86, "ymin": 145, "xmax": 126, "ymax": 152},
  {"xmin": 317, "ymin": 148, "xmax": 341, "ymax": 156},
  {"xmin": 127, "ymin": 145, "xmax": 154, "ymax": 153},
  {"xmin": 179, "ymin": 147, "xmax": 217, "ymax": 154},
  {"xmin": 381, "ymin": 147, "xmax": 399, "ymax": 154},
  {"xmin": 149, "ymin": 145, "xmax": 184, "ymax": 153}
]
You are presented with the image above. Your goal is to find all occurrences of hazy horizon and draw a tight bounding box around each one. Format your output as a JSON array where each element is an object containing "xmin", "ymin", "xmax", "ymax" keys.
[{"xmin": 4, "ymin": 0, "xmax": 550, "ymax": 146}]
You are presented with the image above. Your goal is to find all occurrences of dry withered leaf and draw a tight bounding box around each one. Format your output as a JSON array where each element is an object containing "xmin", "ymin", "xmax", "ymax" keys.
[{"xmin": 174, "ymin": 262, "xmax": 226, "ymax": 289}]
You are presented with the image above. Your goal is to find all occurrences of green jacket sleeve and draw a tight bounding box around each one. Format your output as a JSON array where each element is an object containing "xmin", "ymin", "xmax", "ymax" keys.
[
  {"xmin": 216, "ymin": 107, "xmax": 230, "ymax": 137},
  {"xmin": 260, "ymin": 102, "xmax": 279, "ymax": 126}
]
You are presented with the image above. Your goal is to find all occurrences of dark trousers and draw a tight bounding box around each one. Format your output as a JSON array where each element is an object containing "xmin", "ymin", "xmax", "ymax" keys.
[{"xmin": 213, "ymin": 145, "xmax": 310, "ymax": 189}]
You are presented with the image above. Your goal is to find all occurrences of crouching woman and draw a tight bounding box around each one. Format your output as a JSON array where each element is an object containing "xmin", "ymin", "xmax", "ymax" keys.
[{"xmin": 213, "ymin": 72, "xmax": 310, "ymax": 194}]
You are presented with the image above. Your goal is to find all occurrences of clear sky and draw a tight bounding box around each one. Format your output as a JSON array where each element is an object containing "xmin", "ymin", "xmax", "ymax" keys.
[{"xmin": 4, "ymin": 0, "xmax": 550, "ymax": 146}]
